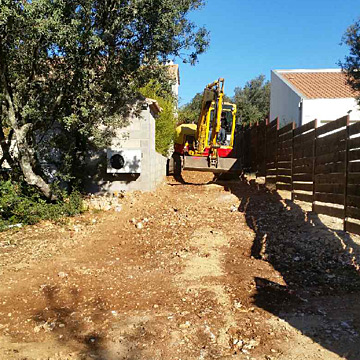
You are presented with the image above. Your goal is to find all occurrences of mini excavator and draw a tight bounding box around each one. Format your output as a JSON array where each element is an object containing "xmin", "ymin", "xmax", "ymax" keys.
[{"xmin": 168, "ymin": 78, "xmax": 242, "ymax": 176}]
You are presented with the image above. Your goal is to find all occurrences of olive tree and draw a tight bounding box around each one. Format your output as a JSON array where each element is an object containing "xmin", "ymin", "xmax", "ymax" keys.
[
  {"xmin": 0, "ymin": 0, "xmax": 209, "ymax": 198},
  {"xmin": 340, "ymin": 17, "xmax": 360, "ymax": 102}
]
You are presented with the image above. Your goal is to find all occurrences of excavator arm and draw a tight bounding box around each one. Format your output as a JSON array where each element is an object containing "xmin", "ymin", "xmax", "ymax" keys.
[{"xmin": 196, "ymin": 78, "xmax": 224, "ymax": 154}]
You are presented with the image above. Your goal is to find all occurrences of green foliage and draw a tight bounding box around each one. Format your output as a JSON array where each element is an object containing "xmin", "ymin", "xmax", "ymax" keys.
[
  {"xmin": 139, "ymin": 81, "xmax": 176, "ymax": 156},
  {"xmin": 0, "ymin": 180, "xmax": 83, "ymax": 230},
  {"xmin": 178, "ymin": 92, "xmax": 232, "ymax": 124},
  {"xmin": 340, "ymin": 18, "xmax": 360, "ymax": 103},
  {"xmin": 178, "ymin": 93, "xmax": 203, "ymax": 124},
  {"xmin": 233, "ymin": 75, "xmax": 270, "ymax": 126},
  {"xmin": 0, "ymin": 0, "xmax": 209, "ymax": 195}
]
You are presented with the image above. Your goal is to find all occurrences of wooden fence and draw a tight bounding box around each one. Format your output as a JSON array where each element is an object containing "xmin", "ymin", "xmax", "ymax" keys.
[{"xmin": 241, "ymin": 115, "xmax": 360, "ymax": 235}]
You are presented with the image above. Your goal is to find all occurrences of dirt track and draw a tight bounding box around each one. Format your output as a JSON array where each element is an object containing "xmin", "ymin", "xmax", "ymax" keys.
[{"xmin": 1, "ymin": 172, "xmax": 360, "ymax": 360}]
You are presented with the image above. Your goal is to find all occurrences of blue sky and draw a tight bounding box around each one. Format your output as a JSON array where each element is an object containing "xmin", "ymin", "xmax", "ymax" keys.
[{"xmin": 176, "ymin": 0, "xmax": 359, "ymax": 105}]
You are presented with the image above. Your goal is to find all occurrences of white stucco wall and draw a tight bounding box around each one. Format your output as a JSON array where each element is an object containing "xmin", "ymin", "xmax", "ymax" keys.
[
  {"xmin": 270, "ymin": 71, "xmax": 302, "ymax": 128},
  {"xmin": 302, "ymin": 98, "xmax": 360, "ymax": 125}
]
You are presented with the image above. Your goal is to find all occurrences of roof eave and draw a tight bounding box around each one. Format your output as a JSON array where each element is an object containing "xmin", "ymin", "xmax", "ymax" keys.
[{"xmin": 273, "ymin": 70, "xmax": 308, "ymax": 100}]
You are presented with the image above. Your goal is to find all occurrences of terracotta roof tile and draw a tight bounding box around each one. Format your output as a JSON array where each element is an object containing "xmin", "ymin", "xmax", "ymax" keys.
[{"xmin": 280, "ymin": 71, "xmax": 358, "ymax": 99}]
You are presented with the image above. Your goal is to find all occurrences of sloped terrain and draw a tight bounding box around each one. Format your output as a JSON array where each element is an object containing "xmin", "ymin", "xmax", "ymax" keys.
[{"xmin": 0, "ymin": 172, "xmax": 360, "ymax": 360}]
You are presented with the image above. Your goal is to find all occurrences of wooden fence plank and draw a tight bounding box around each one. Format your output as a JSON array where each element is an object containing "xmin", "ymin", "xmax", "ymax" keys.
[
  {"xmin": 315, "ymin": 183, "xmax": 345, "ymax": 194},
  {"xmin": 345, "ymin": 221, "xmax": 360, "ymax": 235},
  {"xmin": 316, "ymin": 141, "xmax": 346, "ymax": 156},
  {"xmin": 293, "ymin": 192, "xmax": 313, "ymax": 202},
  {"xmin": 347, "ymin": 184, "xmax": 360, "ymax": 196},
  {"xmin": 278, "ymin": 131, "xmax": 293, "ymax": 142},
  {"xmin": 293, "ymin": 119, "xmax": 316, "ymax": 136},
  {"xmin": 347, "ymin": 195, "xmax": 360, "ymax": 208},
  {"xmin": 316, "ymin": 151, "xmax": 346, "ymax": 165},
  {"xmin": 346, "ymin": 206, "xmax": 360, "ymax": 220},
  {"xmin": 293, "ymin": 165, "xmax": 313, "ymax": 174},
  {"xmin": 348, "ymin": 137, "xmax": 360, "ymax": 150},
  {"xmin": 277, "ymin": 160, "xmax": 292, "ymax": 167},
  {"xmin": 316, "ymin": 129, "xmax": 347, "ymax": 148},
  {"xmin": 269, "ymin": 117, "xmax": 279, "ymax": 129},
  {"xmin": 276, "ymin": 183, "xmax": 292, "ymax": 191},
  {"xmin": 316, "ymin": 116, "xmax": 348, "ymax": 136},
  {"xmin": 277, "ymin": 169, "xmax": 292, "ymax": 176},
  {"xmin": 349, "ymin": 162, "xmax": 360, "ymax": 173},
  {"xmin": 348, "ymin": 149, "xmax": 360, "ymax": 161},
  {"xmin": 348, "ymin": 173, "xmax": 360, "ymax": 184},
  {"xmin": 315, "ymin": 162, "xmax": 345, "ymax": 175},
  {"xmin": 348, "ymin": 121, "xmax": 360, "ymax": 136},
  {"xmin": 314, "ymin": 192, "xmax": 344, "ymax": 205},
  {"xmin": 293, "ymin": 173, "xmax": 313, "ymax": 181},
  {"xmin": 277, "ymin": 175, "xmax": 292, "ymax": 184},
  {"xmin": 313, "ymin": 204, "xmax": 344, "ymax": 219},
  {"xmin": 293, "ymin": 157, "xmax": 313, "ymax": 167},
  {"xmin": 278, "ymin": 122, "xmax": 295, "ymax": 136},
  {"xmin": 293, "ymin": 131, "xmax": 316, "ymax": 145},
  {"xmin": 315, "ymin": 173, "xmax": 346, "ymax": 184},
  {"xmin": 277, "ymin": 139, "xmax": 293, "ymax": 150},
  {"xmin": 266, "ymin": 176, "xmax": 277, "ymax": 183},
  {"xmin": 293, "ymin": 182, "xmax": 313, "ymax": 191}
]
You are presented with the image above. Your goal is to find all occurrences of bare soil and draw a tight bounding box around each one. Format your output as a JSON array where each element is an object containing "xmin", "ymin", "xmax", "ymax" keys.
[{"xmin": 1, "ymin": 172, "xmax": 360, "ymax": 360}]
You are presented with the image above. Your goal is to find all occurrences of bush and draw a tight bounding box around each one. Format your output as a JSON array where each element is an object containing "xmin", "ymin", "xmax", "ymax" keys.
[
  {"xmin": 0, "ymin": 180, "xmax": 83, "ymax": 231},
  {"xmin": 139, "ymin": 81, "xmax": 177, "ymax": 156}
]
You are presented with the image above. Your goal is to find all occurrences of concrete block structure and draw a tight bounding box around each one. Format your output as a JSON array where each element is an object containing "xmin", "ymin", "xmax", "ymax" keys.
[{"xmin": 86, "ymin": 98, "xmax": 168, "ymax": 194}]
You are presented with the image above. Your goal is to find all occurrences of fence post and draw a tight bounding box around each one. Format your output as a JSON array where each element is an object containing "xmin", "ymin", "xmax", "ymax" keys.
[
  {"xmin": 311, "ymin": 119, "xmax": 318, "ymax": 212},
  {"xmin": 290, "ymin": 121, "xmax": 296, "ymax": 200},
  {"xmin": 311, "ymin": 119, "xmax": 318, "ymax": 211},
  {"xmin": 256, "ymin": 124, "xmax": 259, "ymax": 176},
  {"xmin": 264, "ymin": 118, "xmax": 269, "ymax": 178},
  {"xmin": 275, "ymin": 117, "xmax": 280, "ymax": 186},
  {"xmin": 344, "ymin": 115, "xmax": 351, "ymax": 231}
]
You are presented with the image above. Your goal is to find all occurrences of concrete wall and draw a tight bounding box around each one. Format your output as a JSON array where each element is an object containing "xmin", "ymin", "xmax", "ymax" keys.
[
  {"xmin": 302, "ymin": 98, "xmax": 360, "ymax": 125},
  {"xmin": 86, "ymin": 104, "xmax": 167, "ymax": 194},
  {"xmin": 270, "ymin": 71, "xmax": 302, "ymax": 128}
]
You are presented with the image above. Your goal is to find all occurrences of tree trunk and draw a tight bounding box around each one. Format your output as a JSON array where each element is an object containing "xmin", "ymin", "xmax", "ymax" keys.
[
  {"xmin": 3, "ymin": 86, "xmax": 55, "ymax": 200},
  {"xmin": 0, "ymin": 128, "xmax": 16, "ymax": 169},
  {"xmin": 15, "ymin": 124, "xmax": 56, "ymax": 200},
  {"xmin": 1, "ymin": 59, "xmax": 55, "ymax": 200}
]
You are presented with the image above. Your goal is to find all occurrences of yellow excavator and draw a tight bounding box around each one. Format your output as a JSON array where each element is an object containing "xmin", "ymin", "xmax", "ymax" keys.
[{"xmin": 168, "ymin": 78, "xmax": 242, "ymax": 176}]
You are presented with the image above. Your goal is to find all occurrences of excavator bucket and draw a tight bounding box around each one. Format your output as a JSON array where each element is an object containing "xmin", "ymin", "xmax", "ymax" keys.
[{"xmin": 183, "ymin": 155, "xmax": 242, "ymax": 174}]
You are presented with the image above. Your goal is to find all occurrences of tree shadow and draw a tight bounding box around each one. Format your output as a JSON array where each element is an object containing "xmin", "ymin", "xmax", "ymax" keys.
[
  {"xmin": 32, "ymin": 284, "xmax": 144, "ymax": 360},
  {"xmin": 221, "ymin": 177, "xmax": 360, "ymax": 359}
]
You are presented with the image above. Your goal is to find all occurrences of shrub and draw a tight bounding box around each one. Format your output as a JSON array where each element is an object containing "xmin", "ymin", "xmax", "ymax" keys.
[
  {"xmin": 139, "ymin": 81, "xmax": 177, "ymax": 156},
  {"xmin": 0, "ymin": 180, "xmax": 83, "ymax": 231}
]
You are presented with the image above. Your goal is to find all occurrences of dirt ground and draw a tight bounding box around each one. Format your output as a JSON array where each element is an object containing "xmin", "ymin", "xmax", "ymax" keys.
[{"xmin": 1, "ymin": 172, "xmax": 360, "ymax": 360}]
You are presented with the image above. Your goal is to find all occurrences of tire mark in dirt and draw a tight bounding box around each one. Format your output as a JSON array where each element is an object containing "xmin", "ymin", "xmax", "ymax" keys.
[{"xmin": 176, "ymin": 226, "xmax": 236, "ymax": 355}]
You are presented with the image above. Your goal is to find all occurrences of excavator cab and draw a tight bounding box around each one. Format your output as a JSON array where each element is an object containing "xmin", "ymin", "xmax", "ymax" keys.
[{"xmin": 168, "ymin": 78, "xmax": 242, "ymax": 176}]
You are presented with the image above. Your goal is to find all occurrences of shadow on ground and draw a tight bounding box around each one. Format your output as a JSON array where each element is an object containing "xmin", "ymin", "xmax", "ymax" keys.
[
  {"xmin": 32, "ymin": 284, "xmax": 144, "ymax": 360},
  {"xmin": 221, "ymin": 177, "xmax": 360, "ymax": 359}
]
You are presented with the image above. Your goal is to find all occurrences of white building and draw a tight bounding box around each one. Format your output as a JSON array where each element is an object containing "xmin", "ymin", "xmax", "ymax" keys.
[
  {"xmin": 166, "ymin": 62, "xmax": 180, "ymax": 107},
  {"xmin": 270, "ymin": 69, "xmax": 360, "ymax": 128}
]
